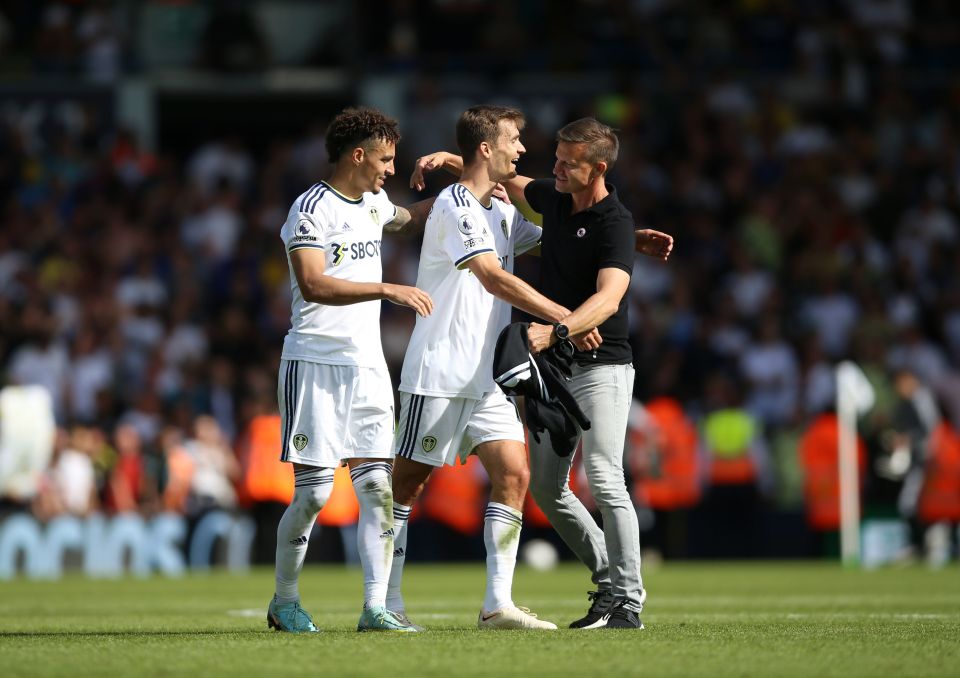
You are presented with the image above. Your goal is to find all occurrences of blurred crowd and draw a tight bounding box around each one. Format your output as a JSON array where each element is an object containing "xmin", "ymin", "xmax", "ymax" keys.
[{"xmin": 2, "ymin": 1, "xmax": 960, "ymax": 560}]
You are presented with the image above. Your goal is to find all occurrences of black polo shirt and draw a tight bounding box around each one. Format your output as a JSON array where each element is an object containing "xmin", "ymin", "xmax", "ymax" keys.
[{"xmin": 524, "ymin": 178, "xmax": 635, "ymax": 365}]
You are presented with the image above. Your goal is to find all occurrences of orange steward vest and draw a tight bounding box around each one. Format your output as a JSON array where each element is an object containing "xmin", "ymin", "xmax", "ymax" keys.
[
  {"xmin": 799, "ymin": 413, "xmax": 865, "ymax": 531},
  {"xmin": 629, "ymin": 397, "xmax": 701, "ymax": 510},
  {"xmin": 918, "ymin": 421, "xmax": 960, "ymax": 523}
]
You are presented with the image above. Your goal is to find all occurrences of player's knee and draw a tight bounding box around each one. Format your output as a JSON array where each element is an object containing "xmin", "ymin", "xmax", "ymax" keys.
[
  {"xmin": 392, "ymin": 475, "xmax": 425, "ymax": 507},
  {"xmin": 350, "ymin": 462, "xmax": 393, "ymax": 508},
  {"xmin": 494, "ymin": 463, "xmax": 529, "ymax": 503},
  {"xmin": 391, "ymin": 459, "xmax": 432, "ymax": 506},
  {"xmin": 357, "ymin": 476, "xmax": 394, "ymax": 513},
  {"xmin": 513, "ymin": 463, "xmax": 530, "ymax": 495},
  {"xmin": 294, "ymin": 483, "xmax": 332, "ymax": 515}
]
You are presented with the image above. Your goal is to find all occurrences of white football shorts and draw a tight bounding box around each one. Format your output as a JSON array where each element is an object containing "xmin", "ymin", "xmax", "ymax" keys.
[
  {"xmin": 394, "ymin": 389, "xmax": 524, "ymax": 467},
  {"xmin": 278, "ymin": 359, "xmax": 394, "ymax": 466}
]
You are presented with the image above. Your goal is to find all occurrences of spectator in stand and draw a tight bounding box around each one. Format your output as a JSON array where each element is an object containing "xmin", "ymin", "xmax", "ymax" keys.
[{"xmin": 182, "ymin": 415, "xmax": 239, "ymax": 515}]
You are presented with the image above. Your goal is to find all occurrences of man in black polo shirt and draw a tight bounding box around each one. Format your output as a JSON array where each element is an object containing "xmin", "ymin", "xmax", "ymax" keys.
[
  {"xmin": 521, "ymin": 118, "xmax": 670, "ymax": 630},
  {"xmin": 410, "ymin": 117, "xmax": 673, "ymax": 629}
]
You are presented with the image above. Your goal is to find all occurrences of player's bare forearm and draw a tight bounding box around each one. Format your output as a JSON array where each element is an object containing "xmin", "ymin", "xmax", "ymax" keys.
[
  {"xmin": 466, "ymin": 254, "xmax": 567, "ymax": 322},
  {"xmin": 301, "ymin": 277, "xmax": 432, "ymax": 317},
  {"xmin": 291, "ymin": 249, "xmax": 432, "ymax": 315},
  {"xmin": 299, "ymin": 274, "xmax": 390, "ymax": 305},
  {"xmin": 384, "ymin": 199, "xmax": 434, "ymax": 237},
  {"xmin": 291, "ymin": 250, "xmax": 376, "ymax": 305},
  {"xmin": 484, "ymin": 269, "xmax": 567, "ymax": 324}
]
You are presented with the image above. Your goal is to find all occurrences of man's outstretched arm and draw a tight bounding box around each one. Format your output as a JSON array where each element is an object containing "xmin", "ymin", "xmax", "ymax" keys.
[
  {"xmin": 383, "ymin": 198, "xmax": 435, "ymax": 237},
  {"xmin": 410, "ymin": 151, "xmax": 530, "ymax": 210},
  {"xmin": 635, "ymin": 228, "xmax": 674, "ymax": 261}
]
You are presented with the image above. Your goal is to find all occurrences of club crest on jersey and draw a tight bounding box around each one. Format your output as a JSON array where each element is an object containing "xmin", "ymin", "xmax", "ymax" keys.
[
  {"xmin": 458, "ymin": 215, "xmax": 476, "ymax": 235},
  {"xmin": 500, "ymin": 219, "xmax": 508, "ymax": 238},
  {"xmin": 369, "ymin": 207, "xmax": 379, "ymax": 225},
  {"xmin": 293, "ymin": 434, "xmax": 309, "ymax": 451},
  {"xmin": 331, "ymin": 243, "xmax": 346, "ymax": 265},
  {"xmin": 576, "ymin": 227, "xmax": 587, "ymax": 238},
  {"xmin": 421, "ymin": 436, "xmax": 437, "ymax": 452}
]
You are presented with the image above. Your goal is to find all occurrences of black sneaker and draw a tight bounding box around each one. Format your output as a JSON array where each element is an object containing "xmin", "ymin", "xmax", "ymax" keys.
[
  {"xmin": 568, "ymin": 590, "xmax": 614, "ymax": 629},
  {"xmin": 605, "ymin": 601, "xmax": 644, "ymax": 630}
]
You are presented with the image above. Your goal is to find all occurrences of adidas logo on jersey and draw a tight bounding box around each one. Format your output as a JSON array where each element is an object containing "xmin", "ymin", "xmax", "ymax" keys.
[
  {"xmin": 379, "ymin": 528, "xmax": 395, "ymax": 540},
  {"xmin": 290, "ymin": 536, "xmax": 308, "ymax": 546},
  {"xmin": 393, "ymin": 547, "xmax": 405, "ymax": 557}
]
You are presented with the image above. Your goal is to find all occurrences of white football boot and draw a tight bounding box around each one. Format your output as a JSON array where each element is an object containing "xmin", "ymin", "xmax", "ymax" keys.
[{"xmin": 477, "ymin": 606, "xmax": 558, "ymax": 630}]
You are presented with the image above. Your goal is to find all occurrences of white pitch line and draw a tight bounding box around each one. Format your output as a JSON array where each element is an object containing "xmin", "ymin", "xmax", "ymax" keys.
[{"xmin": 226, "ymin": 609, "xmax": 265, "ymax": 617}]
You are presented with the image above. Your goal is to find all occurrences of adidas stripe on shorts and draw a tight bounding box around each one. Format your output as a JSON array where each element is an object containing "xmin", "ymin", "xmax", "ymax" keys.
[
  {"xmin": 278, "ymin": 359, "xmax": 394, "ymax": 466},
  {"xmin": 394, "ymin": 389, "xmax": 524, "ymax": 467}
]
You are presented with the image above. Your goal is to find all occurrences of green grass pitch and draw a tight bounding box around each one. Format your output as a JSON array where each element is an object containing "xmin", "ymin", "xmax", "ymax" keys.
[{"xmin": 1, "ymin": 561, "xmax": 958, "ymax": 676}]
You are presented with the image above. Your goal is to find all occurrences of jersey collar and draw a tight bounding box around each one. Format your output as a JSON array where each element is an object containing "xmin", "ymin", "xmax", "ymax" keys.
[{"xmin": 321, "ymin": 180, "xmax": 364, "ymax": 204}]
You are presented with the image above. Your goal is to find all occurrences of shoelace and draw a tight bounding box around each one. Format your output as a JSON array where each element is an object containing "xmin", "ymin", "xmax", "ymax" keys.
[
  {"xmin": 376, "ymin": 609, "xmax": 406, "ymax": 626},
  {"xmin": 293, "ymin": 604, "xmax": 313, "ymax": 624},
  {"xmin": 586, "ymin": 590, "xmax": 613, "ymax": 613},
  {"xmin": 282, "ymin": 603, "xmax": 315, "ymax": 629},
  {"xmin": 516, "ymin": 606, "xmax": 539, "ymax": 618}
]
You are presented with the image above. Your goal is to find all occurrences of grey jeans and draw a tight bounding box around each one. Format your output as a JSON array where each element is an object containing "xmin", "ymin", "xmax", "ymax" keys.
[{"xmin": 528, "ymin": 362, "xmax": 645, "ymax": 612}]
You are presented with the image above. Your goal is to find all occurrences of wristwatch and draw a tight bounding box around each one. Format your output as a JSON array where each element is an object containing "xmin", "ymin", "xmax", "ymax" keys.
[{"xmin": 553, "ymin": 323, "xmax": 570, "ymax": 341}]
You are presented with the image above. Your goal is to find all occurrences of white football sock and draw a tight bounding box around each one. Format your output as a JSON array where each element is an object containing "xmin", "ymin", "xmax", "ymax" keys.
[
  {"xmin": 482, "ymin": 502, "xmax": 523, "ymax": 613},
  {"xmin": 350, "ymin": 461, "xmax": 394, "ymax": 609},
  {"xmin": 385, "ymin": 503, "xmax": 412, "ymax": 612},
  {"xmin": 274, "ymin": 466, "xmax": 334, "ymax": 603}
]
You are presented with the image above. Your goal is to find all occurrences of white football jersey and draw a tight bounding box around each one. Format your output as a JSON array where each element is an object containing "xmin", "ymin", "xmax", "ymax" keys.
[
  {"xmin": 280, "ymin": 181, "xmax": 397, "ymax": 368},
  {"xmin": 400, "ymin": 183, "xmax": 542, "ymax": 398}
]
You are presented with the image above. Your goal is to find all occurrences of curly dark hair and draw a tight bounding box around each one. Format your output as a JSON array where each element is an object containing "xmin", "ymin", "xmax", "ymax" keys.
[{"xmin": 325, "ymin": 107, "xmax": 401, "ymax": 163}]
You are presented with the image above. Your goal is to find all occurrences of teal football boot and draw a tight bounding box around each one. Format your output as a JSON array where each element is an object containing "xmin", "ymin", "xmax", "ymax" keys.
[
  {"xmin": 357, "ymin": 605, "xmax": 418, "ymax": 632},
  {"xmin": 389, "ymin": 610, "xmax": 425, "ymax": 632},
  {"xmin": 267, "ymin": 596, "xmax": 319, "ymax": 633}
]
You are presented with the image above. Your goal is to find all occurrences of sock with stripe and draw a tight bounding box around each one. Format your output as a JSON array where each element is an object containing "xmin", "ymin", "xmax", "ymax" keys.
[
  {"xmin": 482, "ymin": 502, "xmax": 523, "ymax": 613},
  {"xmin": 385, "ymin": 503, "xmax": 412, "ymax": 612},
  {"xmin": 350, "ymin": 461, "xmax": 394, "ymax": 609},
  {"xmin": 274, "ymin": 466, "xmax": 335, "ymax": 603}
]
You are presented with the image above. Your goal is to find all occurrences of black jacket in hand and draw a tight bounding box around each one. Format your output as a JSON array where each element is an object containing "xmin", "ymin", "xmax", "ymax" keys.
[{"xmin": 492, "ymin": 322, "xmax": 591, "ymax": 457}]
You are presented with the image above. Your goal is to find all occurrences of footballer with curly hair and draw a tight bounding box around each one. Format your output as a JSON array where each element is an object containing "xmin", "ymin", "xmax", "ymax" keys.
[{"xmin": 267, "ymin": 107, "xmax": 432, "ymax": 634}]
